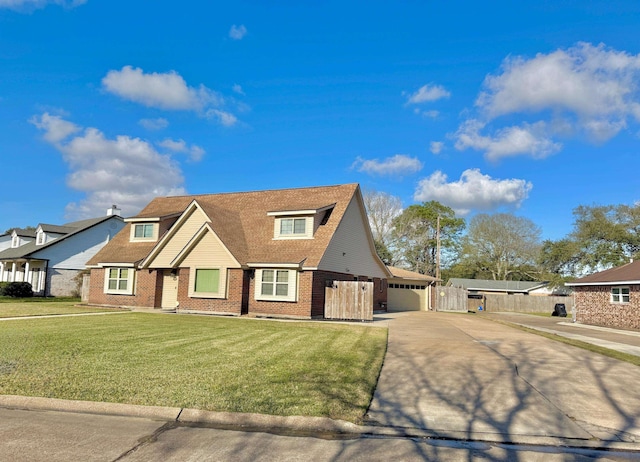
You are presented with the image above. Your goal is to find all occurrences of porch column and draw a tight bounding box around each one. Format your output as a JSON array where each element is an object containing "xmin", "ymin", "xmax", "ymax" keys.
[
  {"xmin": 0, "ymin": 263, "xmax": 3, "ymax": 282},
  {"xmin": 24, "ymin": 261, "xmax": 30, "ymax": 285},
  {"xmin": 10, "ymin": 262, "xmax": 16, "ymax": 282}
]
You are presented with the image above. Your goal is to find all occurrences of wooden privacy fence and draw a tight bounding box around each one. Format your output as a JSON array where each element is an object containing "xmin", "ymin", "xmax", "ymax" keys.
[
  {"xmin": 435, "ymin": 286, "xmax": 468, "ymax": 312},
  {"xmin": 325, "ymin": 281, "xmax": 373, "ymax": 321},
  {"xmin": 483, "ymin": 294, "xmax": 573, "ymax": 313}
]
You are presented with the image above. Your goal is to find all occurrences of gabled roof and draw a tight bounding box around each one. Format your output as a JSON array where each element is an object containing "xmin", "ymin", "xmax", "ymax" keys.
[
  {"xmin": 0, "ymin": 216, "xmax": 121, "ymax": 261},
  {"xmin": 447, "ymin": 278, "xmax": 548, "ymax": 293},
  {"xmin": 387, "ymin": 266, "xmax": 440, "ymax": 283},
  {"xmin": 39, "ymin": 224, "xmax": 75, "ymax": 235},
  {"xmin": 88, "ymin": 184, "xmax": 366, "ymax": 269},
  {"xmin": 566, "ymin": 260, "xmax": 640, "ymax": 286},
  {"xmin": 11, "ymin": 228, "xmax": 37, "ymax": 238}
]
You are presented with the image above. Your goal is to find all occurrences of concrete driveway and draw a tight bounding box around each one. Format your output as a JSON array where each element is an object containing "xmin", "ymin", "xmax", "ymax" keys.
[{"xmin": 365, "ymin": 311, "xmax": 640, "ymax": 445}]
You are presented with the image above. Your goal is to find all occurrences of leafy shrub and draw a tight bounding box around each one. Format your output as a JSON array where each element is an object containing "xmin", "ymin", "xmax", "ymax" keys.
[
  {"xmin": 2, "ymin": 282, "xmax": 34, "ymax": 298},
  {"xmin": 0, "ymin": 282, "xmax": 8, "ymax": 296}
]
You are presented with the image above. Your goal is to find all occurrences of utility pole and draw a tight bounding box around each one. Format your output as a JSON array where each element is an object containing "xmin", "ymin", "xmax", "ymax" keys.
[{"xmin": 436, "ymin": 215, "xmax": 441, "ymax": 284}]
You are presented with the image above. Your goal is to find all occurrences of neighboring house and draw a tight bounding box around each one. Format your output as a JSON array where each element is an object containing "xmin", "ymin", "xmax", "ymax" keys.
[
  {"xmin": 0, "ymin": 207, "xmax": 125, "ymax": 297},
  {"xmin": 387, "ymin": 266, "xmax": 439, "ymax": 311},
  {"xmin": 447, "ymin": 278, "xmax": 549, "ymax": 295},
  {"xmin": 86, "ymin": 184, "xmax": 390, "ymax": 319},
  {"xmin": 566, "ymin": 260, "xmax": 640, "ymax": 330}
]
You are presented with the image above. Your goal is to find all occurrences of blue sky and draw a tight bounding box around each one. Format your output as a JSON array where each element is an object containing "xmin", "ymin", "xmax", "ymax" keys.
[{"xmin": 1, "ymin": 0, "xmax": 639, "ymax": 241}]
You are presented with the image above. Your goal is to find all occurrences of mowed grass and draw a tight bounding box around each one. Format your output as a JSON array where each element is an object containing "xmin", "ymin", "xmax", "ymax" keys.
[
  {"xmin": 0, "ymin": 298, "xmax": 120, "ymax": 318},
  {"xmin": 0, "ymin": 313, "xmax": 387, "ymax": 423}
]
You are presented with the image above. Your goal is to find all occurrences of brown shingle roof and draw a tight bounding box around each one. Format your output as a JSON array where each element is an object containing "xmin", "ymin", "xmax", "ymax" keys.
[
  {"xmin": 387, "ymin": 266, "xmax": 440, "ymax": 282},
  {"xmin": 88, "ymin": 184, "xmax": 360, "ymax": 268},
  {"xmin": 567, "ymin": 260, "xmax": 640, "ymax": 286}
]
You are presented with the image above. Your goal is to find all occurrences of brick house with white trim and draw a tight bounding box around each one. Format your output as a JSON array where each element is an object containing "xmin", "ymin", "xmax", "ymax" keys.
[
  {"xmin": 86, "ymin": 184, "xmax": 389, "ymax": 319},
  {"xmin": 566, "ymin": 260, "xmax": 640, "ymax": 330}
]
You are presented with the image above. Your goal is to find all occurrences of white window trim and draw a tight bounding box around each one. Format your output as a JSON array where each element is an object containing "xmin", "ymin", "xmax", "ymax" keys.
[
  {"xmin": 130, "ymin": 223, "xmax": 158, "ymax": 242},
  {"xmin": 273, "ymin": 216, "xmax": 313, "ymax": 240},
  {"xmin": 255, "ymin": 269, "xmax": 298, "ymax": 302},
  {"xmin": 104, "ymin": 267, "xmax": 135, "ymax": 295},
  {"xmin": 189, "ymin": 267, "xmax": 226, "ymax": 299},
  {"xmin": 610, "ymin": 286, "xmax": 630, "ymax": 304}
]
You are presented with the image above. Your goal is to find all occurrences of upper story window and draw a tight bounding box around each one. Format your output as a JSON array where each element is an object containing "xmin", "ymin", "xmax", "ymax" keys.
[
  {"xmin": 36, "ymin": 231, "xmax": 45, "ymax": 245},
  {"xmin": 273, "ymin": 216, "xmax": 312, "ymax": 239},
  {"xmin": 611, "ymin": 286, "xmax": 630, "ymax": 304},
  {"xmin": 280, "ymin": 218, "xmax": 306, "ymax": 236},
  {"xmin": 130, "ymin": 223, "xmax": 157, "ymax": 241},
  {"xmin": 11, "ymin": 235, "xmax": 19, "ymax": 248}
]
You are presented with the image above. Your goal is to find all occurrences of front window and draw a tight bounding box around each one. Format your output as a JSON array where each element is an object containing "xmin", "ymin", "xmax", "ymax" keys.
[
  {"xmin": 256, "ymin": 269, "xmax": 297, "ymax": 301},
  {"xmin": 194, "ymin": 269, "xmax": 220, "ymax": 294},
  {"xmin": 36, "ymin": 232, "xmax": 44, "ymax": 245},
  {"xmin": 105, "ymin": 268, "xmax": 134, "ymax": 295},
  {"xmin": 611, "ymin": 287, "xmax": 630, "ymax": 303},
  {"xmin": 11, "ymin": 235, "xmax": 19, "ymax": 248},
  {"xmin": 134, "ymin": 224, "xmax": 154, "ymax": 239}
]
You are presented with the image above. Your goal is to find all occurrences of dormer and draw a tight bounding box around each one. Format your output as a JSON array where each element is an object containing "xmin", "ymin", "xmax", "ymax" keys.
[
  {"xmin": 36, "ymin": 228, "xmax": 45, "ymax": 246},
  {"xmin": 10, "ymin": 232, "xmax": 19, "ymax": 248},
  {"xmin": 10, "ymin": 229, "xmax": 35, "ymax": 248},
  {"xmin": 128, "ymin": 219, "xmax": 160, "ymax": 242},
  {"xmin": 268, "ymin": 204, "xmax": 335, "ymax": 240}
]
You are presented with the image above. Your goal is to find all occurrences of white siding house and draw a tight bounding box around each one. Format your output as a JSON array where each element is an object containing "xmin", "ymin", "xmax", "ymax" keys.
[{"xmin": 0, "ymin": 209, "xmax": 125, "ymax": 296}]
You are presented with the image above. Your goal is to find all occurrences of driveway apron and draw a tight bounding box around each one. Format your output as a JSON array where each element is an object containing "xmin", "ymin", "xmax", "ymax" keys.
[{"xmin": 365, "ymin": 312, "xmax": 640, "ymax": 443}]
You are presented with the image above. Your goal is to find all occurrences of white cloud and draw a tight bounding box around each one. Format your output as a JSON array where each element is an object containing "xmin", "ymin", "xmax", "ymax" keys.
[
  {"xmin": 31, "ymin": 113, "xmax": 186, "ymax": 219},
  {"xmin": 102, "ymin": 66, "xmax": 222, "ymax": 111},
  {"xmin": 474, "ymin": 42, "xmax": 640, "ymax": 142},
  {"xmin": 429, "ymin": 141, "xmax": 444, "ymax": 154},
  {"xmin": 455, "ymin": 119, "xmax": 562, "ymax": 161},
  {"xmin": 29, "ymin": 112, "xmax": 80, "ymax": 143},
  {"xmin": 0, "ymin": 0, "xmax": 85, "ymax": 10},
  {"xmin": 158, "ymin": 138, "xmax": 205, "ymax": 162},
  {"xmin": 414, "ymin": 169, "xmax": 532, "ymax": 215},
  {"xmin": 353, "ymin": 154, "xmax": 423, "ymax": 176},
  {"xmin": 229, "ymin": 24, "xmax": 247, "ymax": 40},
  {"xmin": 406, "ymin": 84, "xmax": 451, "ymax": 105},
  {"xmin": 102, "ymin": 66, "xmax": 238, "ymax": 126},
  {"xmin": 139, "ymin": 118, "xmax": 169, "ymax": 131},
  {"xmin": 205, "ymin": 109, "xmax": 238, "ymax": 127},
  {"xmin": 232, "ymin": 84, "xmax": 245, "ymax": 95}
]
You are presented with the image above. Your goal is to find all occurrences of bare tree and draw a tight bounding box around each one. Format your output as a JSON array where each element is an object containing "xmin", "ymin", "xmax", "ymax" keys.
[{"xmin": 362, "ymin": 189, "xmax": 402, "ymax": 247}]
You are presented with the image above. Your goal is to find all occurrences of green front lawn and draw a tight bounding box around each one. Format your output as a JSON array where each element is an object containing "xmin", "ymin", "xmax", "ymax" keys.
[
  {"xmin": 0, "ymin": 299, "xmax": 119, "ymax": 318},
  {"xmin": 0, "ymin": 313, "xmax": 387, "ymax": 423}
]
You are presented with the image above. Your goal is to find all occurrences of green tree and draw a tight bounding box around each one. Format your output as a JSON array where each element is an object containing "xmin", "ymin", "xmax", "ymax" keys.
[
  {"xmin": 541, "ymin": 203, "xmax": 640, "ymax": 277},
  {"xmin": 460, "ymin": 213, "xmax": 542, "ymax": 281},
  {"xmin": 391, "ymin": 201, "xmax": 465, "ymax": 276}
]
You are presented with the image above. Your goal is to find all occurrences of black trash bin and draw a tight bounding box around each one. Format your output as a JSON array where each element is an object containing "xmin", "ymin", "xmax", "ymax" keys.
[{"xmin": 552, "ymin": 303, "xmax": 567, "ymax": 317}]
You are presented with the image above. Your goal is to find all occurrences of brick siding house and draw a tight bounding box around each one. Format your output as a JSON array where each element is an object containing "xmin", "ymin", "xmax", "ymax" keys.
[
  {"xmin": 86, "ymin": 184, "xmax": 389, "ymax": 319},
  {"xmin": 566, "ymin": 260, "xmax": 640, "ymax": 330}
]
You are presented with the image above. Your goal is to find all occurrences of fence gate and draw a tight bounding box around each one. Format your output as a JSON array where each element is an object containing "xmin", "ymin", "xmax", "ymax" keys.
[
  {"xmin": 325, "ymin": 281, "xmax": 373, "ymax": 321},
  {"xmin": 435, "ymin": 286, "xmax": 468, "ymax": 312}
]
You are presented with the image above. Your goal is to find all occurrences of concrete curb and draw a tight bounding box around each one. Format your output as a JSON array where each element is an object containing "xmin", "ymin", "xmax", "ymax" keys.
[
  {"xmin": 2, "ymin": 395, "xmax": 640, "ymax": 452},
  {"xmin": 0, "ymin": 395, "xmax": 181, "ymax": 421}
]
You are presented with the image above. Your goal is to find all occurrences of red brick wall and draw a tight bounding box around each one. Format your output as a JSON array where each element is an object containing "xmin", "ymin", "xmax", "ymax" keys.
[
  {"xmin": 575, "ymin": 285, "xmax": 640, "ymax": 330},
  {"xmin": 88, "ymin": 266, "xmax": 389, "ymax": 320},
  {"xmin": 175, "ymin": 268, "xmax": 243, "ymax": 315},
  {"xmin": 248, "ymin": 270, "xmax": 314, "ymax": 318},
  {"xmin": 87, "ymin": 268, "xmax": 161, "ymax": 308}
]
